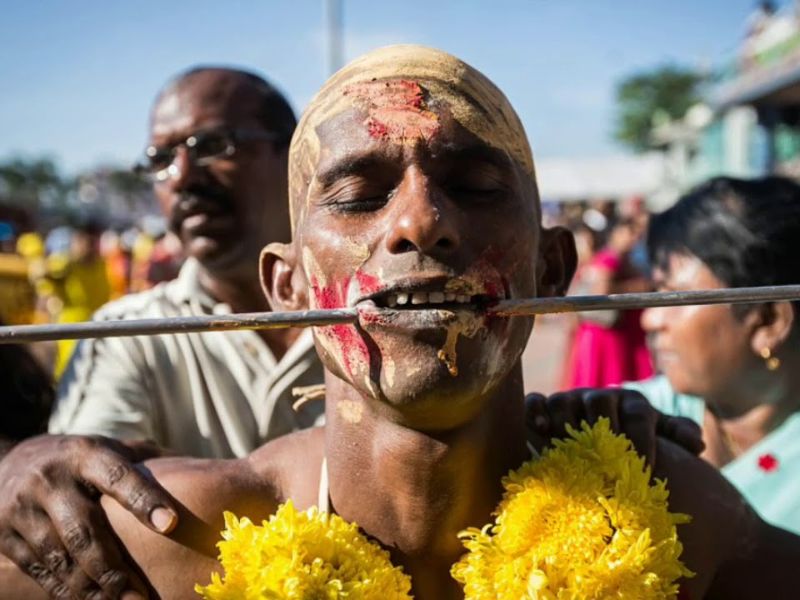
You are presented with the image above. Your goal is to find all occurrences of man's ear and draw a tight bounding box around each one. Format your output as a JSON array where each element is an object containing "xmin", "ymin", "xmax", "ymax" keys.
[
  {"xmin": 260, "ymin": 242, "xmax": 308, "ymax": 312},
  {"xmin": 750, "ymin": 301, "xmax": 795, "ymax": 356},
  {"xmin": 537, "ymin": 226, "xmax": 577, "ymax": 298}
]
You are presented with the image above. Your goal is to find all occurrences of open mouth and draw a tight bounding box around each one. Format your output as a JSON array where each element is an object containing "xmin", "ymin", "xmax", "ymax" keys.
[{"xmin": 361, "ymin": 285, "xmax": 505, "ymax": 311}]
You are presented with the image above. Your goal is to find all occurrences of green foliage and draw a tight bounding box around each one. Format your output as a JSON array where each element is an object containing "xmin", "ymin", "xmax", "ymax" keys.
[
  {"xmin": 0, "ymin": 157, "xmax": 74, "ymax": 208},
  {"xmin": 614, "ymin": 65, "xmax": 705, "ymax": 152}
]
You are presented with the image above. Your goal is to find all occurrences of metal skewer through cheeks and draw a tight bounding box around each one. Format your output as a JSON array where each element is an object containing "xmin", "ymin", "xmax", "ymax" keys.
[{"xmin": 1, "ymin": 285, "xmax": 799, "ymax": 344}]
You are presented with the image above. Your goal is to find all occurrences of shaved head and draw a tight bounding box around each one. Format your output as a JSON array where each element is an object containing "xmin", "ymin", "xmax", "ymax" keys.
[{"xmin": 287, "ymin": 45, "xmax": 537, "ymax": 229}]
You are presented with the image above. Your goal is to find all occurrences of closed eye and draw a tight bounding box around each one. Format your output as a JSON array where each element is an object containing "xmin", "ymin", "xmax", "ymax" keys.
[{"xmin": 318, "ymin": 178, "xmax": 394, "ymax": 214}]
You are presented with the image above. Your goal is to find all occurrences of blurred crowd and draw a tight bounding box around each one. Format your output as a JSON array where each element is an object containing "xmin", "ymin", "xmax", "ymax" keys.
[
  {"xmin": 1, "ymin": 54, "xmax": 799, "ymax": 599},
  {"xmin": 2, "ymin": 195, "xmax": 659, "ymax": 390},
  {"xmin": 543, "ymin": 196, "xmax": 654, "ymax": 388},
  {"xmin": 0, "ymin": 217, "xmax": 182, "ymax": 375}
]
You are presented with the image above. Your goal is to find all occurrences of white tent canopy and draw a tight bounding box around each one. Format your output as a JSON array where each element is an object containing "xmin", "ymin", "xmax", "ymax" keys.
[{"xmin": 535, "ymin": 153, "xmax": 665, "ymax": 202}]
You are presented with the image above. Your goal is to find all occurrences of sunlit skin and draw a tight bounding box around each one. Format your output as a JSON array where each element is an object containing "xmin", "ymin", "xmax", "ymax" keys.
[
  {"xmin": 149, "ymin": 70, "xmax": 300, "ymax": 356},
  {"xmin": 296, "ymin": 106, "xmax": 538, "ymax": 427},
  {"xmin": 642, "ymin": 252, "xmax": 800, "ymax": 467},
  {"xmin": 94, "ymin": 77, "xmax": 800, "ymax": 599},
  {"xmin": 150, "ymin": 72, "xmax": 288, "ymax": 291},
  {"xmin": 5, "ymin": 59, "xmax": 800, "ymax": 599},
  {"xmin": 643, "ymin": 254, "xmax": 763, "ymax": 407}
]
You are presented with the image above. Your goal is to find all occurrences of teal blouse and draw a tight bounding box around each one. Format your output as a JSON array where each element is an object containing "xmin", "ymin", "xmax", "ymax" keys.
[{"xmin": 623, "ymin": 375, "xmax": 800, "ymax": 535}]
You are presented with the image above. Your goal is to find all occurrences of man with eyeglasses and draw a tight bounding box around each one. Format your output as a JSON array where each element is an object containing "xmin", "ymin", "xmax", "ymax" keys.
[
  {"xmin": 0, "ymin": 67, "xmax": 706, "ymax": 599},
  {"xmin": 0, "ymin": 67, "xmax": 326, "ymax": 599},
  {"xmin": 50, "ymin": 66, "xmax": 325, "ymax": 457}
]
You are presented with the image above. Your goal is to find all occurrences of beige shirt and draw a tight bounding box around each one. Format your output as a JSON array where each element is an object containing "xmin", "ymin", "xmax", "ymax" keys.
[{"xmin": 50, "ymin": 259, "xmax": 324, "ymax": 458}]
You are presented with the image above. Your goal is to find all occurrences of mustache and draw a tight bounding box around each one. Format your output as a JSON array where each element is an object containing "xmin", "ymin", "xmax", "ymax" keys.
[{"xmin": 168, "ymin": 185, "xmax": 232, "ymax": 232}]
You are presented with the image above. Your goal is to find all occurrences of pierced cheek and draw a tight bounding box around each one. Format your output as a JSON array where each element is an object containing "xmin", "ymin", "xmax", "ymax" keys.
[
  {"xmin": 310, "ymin": 275, "xmax": 371, "ymax": 379},
  {"xmin": 459, "ymin": 250, "xmax": 519, "ymax": 313}
]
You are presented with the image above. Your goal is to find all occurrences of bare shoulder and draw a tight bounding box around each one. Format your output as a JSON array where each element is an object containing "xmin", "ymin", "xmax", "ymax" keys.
[
  {"xmin": 101, "ymin": 428, "xmax": 326, "ymax": 598},
  {"xmin": 247, "ymin": 426, "xmax": 326, "ymax": 509},
  {"xmin": 653, "ymin": 438, "xmax": 800, "ymax": 599},
  {"xmin": 653, "ymin": 438, "xmax": 746, "ymax": 591},
  {"xmin": 101, "ymin": 456, "xmax": 277, "ymax": 598}
]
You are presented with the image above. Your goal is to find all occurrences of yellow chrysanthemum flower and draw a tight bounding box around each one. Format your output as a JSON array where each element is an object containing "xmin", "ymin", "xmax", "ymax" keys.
[
  {"xmin": 451, "ymin": 418, "xmax": 693, "ymax": 600},
  {"xmin": 195, "ymin": 500, "xmax": 412, "ymax": 599}
]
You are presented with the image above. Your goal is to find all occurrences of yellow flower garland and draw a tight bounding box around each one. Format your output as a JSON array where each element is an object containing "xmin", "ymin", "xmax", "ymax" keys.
[
  {"xmin": 452, "ymin": 419, "xmax": 693, "ymax": 599},
  {"xmin": 198, "ymin": 420, "xmax": 691, "ymax": 599},
  {"xmin": 195, "ymin": 501, "xmax": 412, "ymax": 599}
]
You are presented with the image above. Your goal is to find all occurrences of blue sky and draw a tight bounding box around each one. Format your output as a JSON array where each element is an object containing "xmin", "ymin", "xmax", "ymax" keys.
[{"xmin": 0, "ymin": 0, "xmax": 783, "ymax": 175}]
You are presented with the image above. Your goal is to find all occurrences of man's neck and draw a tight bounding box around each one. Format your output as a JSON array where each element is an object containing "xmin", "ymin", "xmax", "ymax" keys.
[
  {"xmin": 323, "ymin": 366, "xmax": 528, "ymax": 599},
  {"xmin": 197, "ymin": 262, "xmax": 302, "ymax": 359},
  {"xmin": 197, "ymin": 263, "xmax": 267, "ymax": 313}
]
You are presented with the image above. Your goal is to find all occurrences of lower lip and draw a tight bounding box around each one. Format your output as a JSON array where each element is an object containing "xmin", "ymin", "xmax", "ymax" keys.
[{"xmin": 355, "ymin": 301, "xmax": 489, "ymax": 331}]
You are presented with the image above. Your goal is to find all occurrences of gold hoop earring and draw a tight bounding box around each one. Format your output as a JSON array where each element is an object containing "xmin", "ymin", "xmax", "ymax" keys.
[{"xmin": 760, "ymin": 347, "xmax": 781, "ymax": 371}]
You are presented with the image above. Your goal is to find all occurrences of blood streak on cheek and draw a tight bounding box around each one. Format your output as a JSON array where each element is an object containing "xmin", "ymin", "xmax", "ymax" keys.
[
  {"xmin": 355, "ymin": 270, "xmax": 382, "ymax": 297},
  {"xmin": 310, "ymin": 279, "xmax": 340, "ymax": 310},
  {"xmin": 310, "ymin": 277, "xmax": 369, "ymax": 375}
]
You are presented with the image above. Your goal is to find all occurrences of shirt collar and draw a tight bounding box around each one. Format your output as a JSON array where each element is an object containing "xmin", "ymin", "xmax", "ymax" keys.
[{"xmin": 169, "ymin": 258, "xmax": 221, "ymax": 309}]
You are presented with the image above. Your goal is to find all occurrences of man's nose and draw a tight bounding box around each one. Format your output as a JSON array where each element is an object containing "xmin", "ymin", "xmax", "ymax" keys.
[
  {"xmin": 384, "ymin": 167, "xmax": 461, "ymax": 256},
  {"xmin": 162, "ymin": 146, "xmax": 203, "ymax": 191},
  {"xmin": 641, "ymin": 304, "xmax": 667, "ymax": 333}
]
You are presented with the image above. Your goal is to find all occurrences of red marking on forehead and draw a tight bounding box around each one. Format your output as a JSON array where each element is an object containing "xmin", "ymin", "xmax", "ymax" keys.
[{"xmin": 343, "ymin": 79, "xmax": 440, "ymax": 143}]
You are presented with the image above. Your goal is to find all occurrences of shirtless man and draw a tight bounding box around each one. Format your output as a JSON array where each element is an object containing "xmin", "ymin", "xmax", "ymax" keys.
[{"xmin": 5, "ymin": 45, "xmax": 795, "ymax": 599}]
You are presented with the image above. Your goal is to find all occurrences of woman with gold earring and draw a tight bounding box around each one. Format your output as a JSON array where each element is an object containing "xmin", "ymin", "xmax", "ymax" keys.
[
  {"xmin": 760, "ymin": 346, "xmax": 781, "ymax": 371},
  {"xmin": 626, "ymin": 176, "xmax": 800, "ymax": 534}
]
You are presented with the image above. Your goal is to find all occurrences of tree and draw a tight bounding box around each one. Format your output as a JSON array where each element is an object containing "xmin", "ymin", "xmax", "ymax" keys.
[
  {"xmin": 0, "ymin": 157, "xmax": 74, "ymax": 209},
  {"xmin": 613, "ymin": 65, "xmax": 706, "ymax": 152}
]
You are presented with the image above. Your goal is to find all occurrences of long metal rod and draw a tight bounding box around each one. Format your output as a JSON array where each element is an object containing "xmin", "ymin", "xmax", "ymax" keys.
[
  {"xmin": 490, "ymin": 284, "xmax": 800, "ymax": 316},
  {"xmin": 0, "ymin": 285, "xmax": 799, "ymax": 344},
  {"xmin": 0, "ymin": 308, "xmax": 358, "ymax": 344}
]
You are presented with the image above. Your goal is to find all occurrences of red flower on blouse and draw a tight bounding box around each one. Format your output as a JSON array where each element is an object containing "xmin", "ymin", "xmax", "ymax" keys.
[{"xmin": 757, "ymin": 453, "xmax": 779, "ymax": 473}]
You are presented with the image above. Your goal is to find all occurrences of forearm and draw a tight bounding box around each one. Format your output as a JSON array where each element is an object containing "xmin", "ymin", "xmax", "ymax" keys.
[{"xmin": 707, "ymin": 517, "xmax": 800, "ymax": 598}]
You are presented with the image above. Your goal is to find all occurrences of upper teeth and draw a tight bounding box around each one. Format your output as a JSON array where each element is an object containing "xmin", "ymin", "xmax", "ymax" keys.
[{"xmin": 387, "ymin": 291, "xmax": 475, "ymax": 306}]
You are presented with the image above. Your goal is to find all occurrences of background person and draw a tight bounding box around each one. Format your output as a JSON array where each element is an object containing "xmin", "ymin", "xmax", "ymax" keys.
[
  {"xmin": 562, "ymin": 215, "xmax": 653, "ymax": 387},
  {"xmin": 37, "ymin": 217, "xmax": 111, "ymax": 378},
  {"xmin": 626, "ymin": 175, "xmax": 800, "ymax": 535},
  {"xmin": 0, "ymin": 66, "xmax": 326, "ymax": 600},
  {"xmin": 51, "ymin": 66, "xmax": 325, "ymax": 457},
  {"xmin": 1, "ymin": 45, "xmax": 794, "ymax": 600}
]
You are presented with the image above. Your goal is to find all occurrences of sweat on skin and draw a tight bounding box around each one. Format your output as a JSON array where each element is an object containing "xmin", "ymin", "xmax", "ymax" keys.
[
  {"xmin": 6, "ymin": 45, "xmax": 791, "ymax": 600},
  {"xmin": 278, "ymin": 44, "xmax": 539, "ymax": 399}
]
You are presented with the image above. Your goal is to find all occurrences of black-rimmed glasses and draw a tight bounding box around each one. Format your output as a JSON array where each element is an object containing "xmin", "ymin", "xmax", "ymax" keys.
[{"xmin": 135, "ymin": 128, "xmax": 283, "ymax": 182}]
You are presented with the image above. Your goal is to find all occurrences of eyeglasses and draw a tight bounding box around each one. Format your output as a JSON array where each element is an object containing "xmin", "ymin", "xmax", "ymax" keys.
[{"xmin": 135, "ymin": 128, "xmax": 283, "ymax": 182}]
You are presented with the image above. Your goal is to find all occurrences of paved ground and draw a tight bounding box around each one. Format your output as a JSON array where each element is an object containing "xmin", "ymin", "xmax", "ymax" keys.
[{"xmin": 520, "ymin": 314, "xmax": 573, "ymax": 396}]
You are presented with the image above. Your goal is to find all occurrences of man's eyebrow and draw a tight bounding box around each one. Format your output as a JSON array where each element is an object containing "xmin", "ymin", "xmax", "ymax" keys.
[
  {"xmin": 316, "ymin": 154, "xmax": 388, "ymax": 188},
  {"xmin": 433, "ymin": 143, "xmax": 513, "ymax": 171}
]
